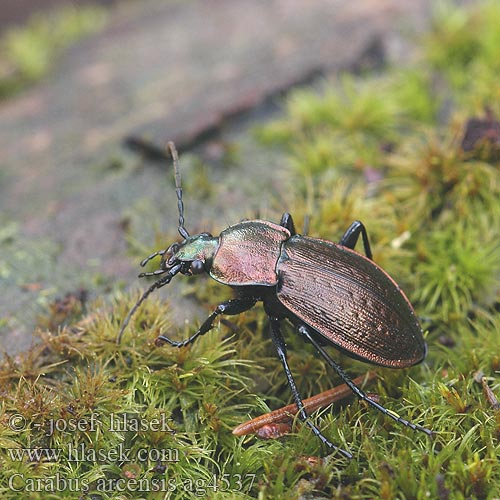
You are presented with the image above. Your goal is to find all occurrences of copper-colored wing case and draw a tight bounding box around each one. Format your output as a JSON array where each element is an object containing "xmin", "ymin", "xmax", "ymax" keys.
[{"xmin": 277, "ymin": 235, "xmax": 425, "ymax": 368}]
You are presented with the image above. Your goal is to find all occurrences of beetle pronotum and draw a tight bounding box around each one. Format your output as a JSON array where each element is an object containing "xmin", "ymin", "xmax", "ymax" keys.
[{"xmin": 118, "ymin": 142, "xmax": 431, "ymax": 458}]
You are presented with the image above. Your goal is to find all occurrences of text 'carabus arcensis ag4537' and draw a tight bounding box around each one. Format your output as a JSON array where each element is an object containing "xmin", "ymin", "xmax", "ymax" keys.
[{"xmin": 117, "ymin": 142, "xmax": 431, "ymax": 459}]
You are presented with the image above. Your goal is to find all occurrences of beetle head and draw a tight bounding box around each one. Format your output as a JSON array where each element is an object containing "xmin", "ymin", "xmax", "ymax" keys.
[{"xmin": 162, "ymin": 233, "xmax": 219, "ymax": 276}]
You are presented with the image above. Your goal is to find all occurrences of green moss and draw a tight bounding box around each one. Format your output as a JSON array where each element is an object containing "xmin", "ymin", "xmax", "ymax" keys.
[
  {"xmin": 424, "ymin": 1, "xmax": 500, "ymax": 96},
  {"xmin": 412, "ymin": 215, "xmax": 499, "ymax": 322},
  {"xmin": 2, "ymin": 0, "xmax": 500, "ymax": 498}
]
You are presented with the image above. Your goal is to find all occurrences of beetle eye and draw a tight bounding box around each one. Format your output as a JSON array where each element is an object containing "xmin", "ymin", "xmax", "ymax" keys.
[{"xmin": 190, "ymin": 260, "xmax": 205, "ymax": 275}]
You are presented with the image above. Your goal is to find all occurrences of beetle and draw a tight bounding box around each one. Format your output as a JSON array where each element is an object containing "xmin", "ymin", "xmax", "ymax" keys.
[{"xmin": 117, "ymin": 142, "xmax": 431, "ymax": 459}]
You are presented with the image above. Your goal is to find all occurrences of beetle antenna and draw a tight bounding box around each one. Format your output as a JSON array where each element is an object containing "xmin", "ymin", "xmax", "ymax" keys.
[
  {"xmin": 116, "ymin": 263, "xmax": 182, "ymax": 344},
  {"xmin": 168, "ymin": 141, "xmax": 190, "ymax": 239}
]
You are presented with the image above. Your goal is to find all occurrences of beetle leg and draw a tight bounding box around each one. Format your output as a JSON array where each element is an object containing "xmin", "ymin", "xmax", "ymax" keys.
[
  {"xmin": 297, "ymin": 324, "xmax": 432, "ymax": 436},
  {"xmin": 339, "ymin": 220, "xmax": 373, "ymax": 260},
  {"xmin": 269, "ymin": 317, "xmax": 353, "ymax": 459},
  {"xmin": 279, "ymin": 213, "xmax": 297, "ymax": 236},
  {"xmin": 156, "ymin": 297, "xmax": 257, "ymax": 348}
]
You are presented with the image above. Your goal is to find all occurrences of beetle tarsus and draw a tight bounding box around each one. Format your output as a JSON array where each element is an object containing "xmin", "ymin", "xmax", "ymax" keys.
[
  {"xmin": 157, "ymin": 297, "xmax": 257, "ymax": 348},
  {"xmin": 298, "ymin": 324, "xmax": 432, "ymax": 436},
  {"xmin": 270, "ymin": 317, "xmax": 353, "ymax": 459}
]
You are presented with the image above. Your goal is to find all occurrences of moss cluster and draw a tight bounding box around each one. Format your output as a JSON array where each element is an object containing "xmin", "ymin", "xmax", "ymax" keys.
[{"xmin": 1, "ymin": 1, "xmax": 500, "ymax": 498}]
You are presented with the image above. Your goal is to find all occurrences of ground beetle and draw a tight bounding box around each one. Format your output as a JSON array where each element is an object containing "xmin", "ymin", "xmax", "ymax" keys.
[{"xmin": 117, "ymin": 142, "xmax": 431, "ymax": 458}]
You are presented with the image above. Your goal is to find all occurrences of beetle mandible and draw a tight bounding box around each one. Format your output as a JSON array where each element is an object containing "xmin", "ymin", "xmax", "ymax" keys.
[{"xmin": 117, "ymin": 142, "xmax": 431, "ymax": 459}]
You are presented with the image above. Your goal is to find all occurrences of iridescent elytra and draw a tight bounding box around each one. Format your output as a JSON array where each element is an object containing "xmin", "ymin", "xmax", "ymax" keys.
[{"xmin": 117, "ymin": 142, "xmax": 431, "ymax": 458}]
